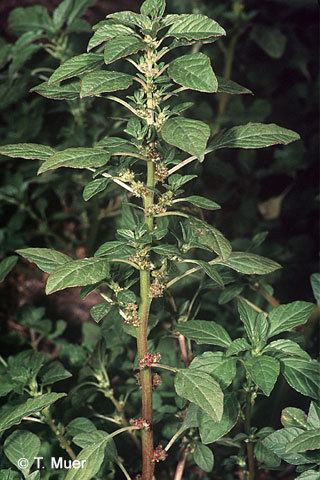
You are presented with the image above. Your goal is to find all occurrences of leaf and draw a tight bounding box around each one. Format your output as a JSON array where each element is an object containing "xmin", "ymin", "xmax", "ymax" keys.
[
  {"xmin": 251, "ymin": 26, "xmax": 287, "ymax": 59},
  {"xmin": 8, "ymin": 6, "xmax": 53, "ymax": 34},
  {"xmin": 40, "ymin": 361, "xmax": 72, "ymax": 386},
  {"xmin": 182, "ymin": 195, "xmax": 220, "ymax": 210},
  {"xmin": 296, "ymin": 471, "xmax": 320, "ymax": 480},
  {"xmin": 217, "ymin": 76, "xmax": 253, "ymax": 95},
  {"xmin": 83, "ymin": 178, "xmax": 110, "ymax": 201},
  {"xmin": 282, "ymin": 357, "xmax": 319, "ymax": 400},
  {"xmin": 255, "ymin": 439, "xmax": 281, "ymax": 468},
  {"xmin": 218, "ymin": 285, "xmax": 244, "ymax": 305},
  {"xmin": 141, "ymin": 0, "xmax": 166, "ymax": 18},
  {"xmin": 198, "ymin": 393, "xmax": 240, "ymax": 444},
  {"xmin": 209, "ymin": 123, "xmax": 300, "ymax": 151},
  {"xmin": 175, "ymin": 369, "xmax": 224, "ymax": 422},
  {"xmin": 88, "ymin": 23, "xmax": 135, "ymax": 51},
  {"xmin": 221, "ymin": 252, "xmax": 281, "ymax": 275},
  {"xmin": 32, "ymin": 81, "xmax": 80, "ymax": 101},
  {"xmin": 161, "ymin": 117, "xmax": 210, "ymax": 160},
  {"xmin": 263, "ymin": 339, "xmax": 311, "ymax": 361},
  {"xmin": 193, "ymin": 443, "xmax": 214, "ymax": 472},
  {"xmin": 95, "ymin": 241, "xmax": 134, "ymax": 258},
  {"xmin": 281, "ymin": 407, "xmax": 308, "ymax": 429},
  {"xmin": 17, "ymin": 248, "xmax": 71, "ymax": 273},
  {"xmin": 168, "ymin": 53, "xmax": 217, "ymax": 93},
  {"xmin": 152, "ymin": 244, "xmax": 180, "ymax": 256},
  {"xmin": 245, "ymin": 355, "xmax": 280, "ymax": 396},
  {"xmin": 310, "ymin": 273, "xmax": 320, "ymax": 304},
  {"xmin": 225, "ymin": 338, "xmax": 251, "ymax": 357},
  {"xmin": 177, "ymin": 320, "xmax": 231, "ymax": 348},
  {"xmin": 262, "ymin": 427, "xmax": 314, "ymax": 465},
  {"xmin": 190, "ymin": 260, "xmax": 224, "ymax": 287},
  {"xmin": 38, "ymin": 148, "xmax": 111, "ymax": 174},
  {"xmin": 95, "ymin": 136, "xmax": 138, "ymax": 154},
  {"xmin": 0, "ymin": 256, "xmax": 18, "ymax": 282},
  {"xmin": 53, "ymin": 0, "xmax": 73, "ymax": 29},
  {"xmin": 80, "ymin": 71, "xmax": 133, "ymax": 97},
  {"xmin": 106, "ymin": 12, "xmax": 146, "ymax": 28},
  {"xmin": 0, "ymin": 393, "xmax": 66, "ymax": 433},
  {"xmin": 165, "ymin": 14, "xmax": 226, "ymax": 41},
  {"xmin": 67, "ymin": 0, "xmax": 92, "ymax": 26},
  {"xmin": 64, "ymin": 433, "xmax": 110, "ymax": 480},
  {"xmin": 4, "ymin": 431, "xmax": 40, "ymax": 474},
  {"xmin": 187, "ymin": 217, "xmax": 232, "ymax": 260},
  {"xmin": 307, "ymin": 402, "xmax": 320, "ymax": 429},
  {"xmin": 0, "ymin": 143, "xmax": 55, "ymax": 161},
  {"xmin": 90, "ymin": 303, "xmax": 112, "ymax": 323},
  {"xmin": 190, "ymin": 352, "xmax": 236, "ymax": 388},
  {"xmin": 67, "ymin": 417, "xmax": 97, "ymax": 437},
  {"xmin": 237, "ymin": 298, "xmax": 269, "ymax": 346},
  {"xmin": 268, "ymin": 301, "xmax": 314, "ymax": 338},
  {"xmin": 104, "ymin": 35, "xmax": 145, "ymax": 64},
  {"xmin": 48, "ymin": 53, "xmax": 103, "ymax": 84},
  {"xmin": 46, "ymin": 258, "xmax": 109, "ymax": 294}
]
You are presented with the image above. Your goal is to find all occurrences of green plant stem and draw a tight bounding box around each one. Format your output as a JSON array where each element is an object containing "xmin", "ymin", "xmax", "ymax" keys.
[
  {"xmin": 244, "ymin": 391, "xmax": 255, "ymax": 480},
  {"xmin": 42, "ymin": 408, "xmax": 76, "ymax": 461},
  {"xmin": 137, "ymin": 159, "xmax": 155, "ymax": 480}
]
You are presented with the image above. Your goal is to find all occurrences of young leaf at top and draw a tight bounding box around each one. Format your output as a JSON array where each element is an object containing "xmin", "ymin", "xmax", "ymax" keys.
[
  {"xmin": 17, "ymin": 248, "xmax": 71, "ymax": 273},
  {"xmin": 174, "ymin": 369, "xmax": 224, "ymax": 422},
  {"xmin": 38, "ymin": 148, "xmax": 111, "ymax": 174},
  {"xmin": 104, "ymin": 35, "xmax": 145, "ymax": 64},
  {"xmin": 209, "ymin": 123, "xmax": 300, "ymax": 151},
  {"xmin": 177, "ymin": 320, "xmax": 232, "ymax": 348},
  {"xmin": 168, "ymin": 53, "xmax": 218, "ymax": 93},
  {"xmin": 46, "ymin": 258, "xmax": 110, "ymax": 295},
  {"xmin": 80, "ymin": 71, "xmax": 133, "ymax": 97},
  {"xmin": 164, "ymin": 14, "xmax": 226, "ymax": 41},
  {"xmin": 48, "ymin": 53, "xmax": 103, "ymax": 84},
  {"xmin": 161, "ymin": 117, "xmax": 210, "ymax": 160},
  {"xmin": 268, "ymin": 301, "xmax": 314, "ymax": 338},
  {"xmin": 0, "ymin": 143, "xmax": 55, "ymax": 160},
  {"xmin": 221, "ymin": 252, "xmax": 281, "ymax": 275}
]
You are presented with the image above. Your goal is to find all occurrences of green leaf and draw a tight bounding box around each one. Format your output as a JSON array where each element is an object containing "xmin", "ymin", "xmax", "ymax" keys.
[
  {"xmin": 95, "ymin": 136, "xmax": 138, "ymax": 154},
  {"xmin": 67, "ymin": 0, "xmax": 92, "ymax": 26},
  {"xmin": 190, "ymin": 260, "xmax": 224, "ymax": 287},
  {"xmin": 8, "ymin": 6, "xmax": 53, "ymax": 34},
  {"xmin": 152, "ymin": 244, "xmax": 180, "ymax": 256},
  {"xmin": 104, "ymin": 35, "xmax": 145, "ymax": 64},
  {"xmin": 83, "ymin": 178, "xmax": 110, "ymax": 201},
  {"xmin": 193, "ymin": 443, "xmax": 214, "ymax": 472},
  {"xmin": 81, "ymin": 71, "xmax": 133, "ymax": 97},
  {"xmin": 181, "ymin": 195, "xmax": 220, "ymax": 210},
  {"xmin": 38, "ymin": 148, "xmax": 111, "ymax": 174},
  {"xmin": 0, "ymin": 393, "xmax": 66, "ymax": 433},
  {"xmin": 282, "ymin": 357, "xmax": 319, "ymax": 400},
  {"xmin": 4, "ymin": 431, "xmax": 40, "ymax": 474},
  {"xmin": 165, "ymin": 14, "xmax": 226, "ymax": 41},
  {"xmin": 46, "ymin": 258, "xmax": 109, "ymax": 295},
  {"xmin": 48, "ymin": 53, "xmax": 103, "ymax": 84},
  {"xmin": 262, "ymin": 427, "xmax": 314, "ymax": 465},
  {"xmin": 161, "ymin": 117, "xmax": 210, "ymax": 160},
  {"xmin": 268, "ymin": 301, "xmax": 314, "ymax": 338},
  {"xmin": 175, "ymin": 369, "xmax": 224, "ymax": 422},
  {"xmin": 117, "ymin": 289, "xmax": 136, "ymax": 304},
  {"xmin": 0, "ymin": 256, "xmax": 18, "ymax": 282},
  {"xmin": 217, "ymin": 76, "xmax": 253, "ymax": 95},
  {"xmin": 0, "ymin": 143, "xmax": 55, "ymax": 161},
  {"xmin": 251, "ymin": 26, "xmax": 287, "ymax": 59},
  {"xmin": 190, "ymin": 352, "xmax": 236, "ymax": 388},
  {"xmin": 168, "ymin": 53, "xmax": 217, "ymax": 93},
  {"xmin": 67, "ymin": 417, "xmax": 97, "ymax": 437},
  {"xmin": 187, "ymin": 217, "xmax": 232, "ymax": 260},
  {"xmin": 39, "ymin": 361, "xmax": 72, "ymax": 386},
  {"xmin": 88, "ymin": 23, "xmax": 135, "ymax": 51},
  {"xmin": 106, "ymin": 12, "xmax": 146, "ymax": 28},
  {"xmin": 255, "ymin": 439, "xmax": 281, "ymax": 468},
  {"xmin": 209, "ymin": 123, "xmax": 300, "ymax": 151},
  {"xmin": 64, "ymin": 433, "xmax": 110, "ymax": 480},
  {"xmin": 225, "ymin": 338, "xmax": 251, "ymax": 357},
  {"xmin": 0, "ymin": 469, "xmax": 21, "ymax": 480},
  {"xmin": 218, "ymin": 285, "xmax": 244, "ymax": 305},
  {"xmin": 53, "ymin": 0, "xmax": 73, "ymax": 29},
  {"xmin": 141, "ymin": 0, "xmax": 166, "ymax": 18},
  {"xmin": 17, "ymin": 248, "xmax": 71, "ymax": 273},
  {"xmin": 198, "ymin": 393, "xmax": 240, "ymax": 444},
  {"xmin": 307, "ymin": 402, "xmax": 320, "ymax": 429},
  {"xmin": 263, "ymin": 339, "xmax": 311, "ymax": 360},
  {"xmin": 310, "ymin": 273, "xmax": 320, "ymax": 303},
  {"xmin": 245, "ymin": 355, "xmax": 280, "ymax": 396},
  {"xmin": 95, "ymin": 241, "xmax": 134, "ymax": 258},
  {"xmin": 177, "ymin": 320, "xmax": 231, "ymax": 348},
  {"xmin": 90, "ymin": 303, "xmax": 112, "ymax": 323},
  {"xmin": 32, "ymin": 81, "xmax": 80, "ymax": 101},
  {"xmin": 281, "ymin": 407, "xmax": 308, "ymax": 429},
  {"xmin": 221, "ymin": 252, "xmax": 281, "ymax": 275},
  {"xmin": 296, "ymin": 471, "xmax": 320, "ymax": 480},
  {"xmin": 237, "ymin": 298, "xmax": 269, "ymax": 346}
]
